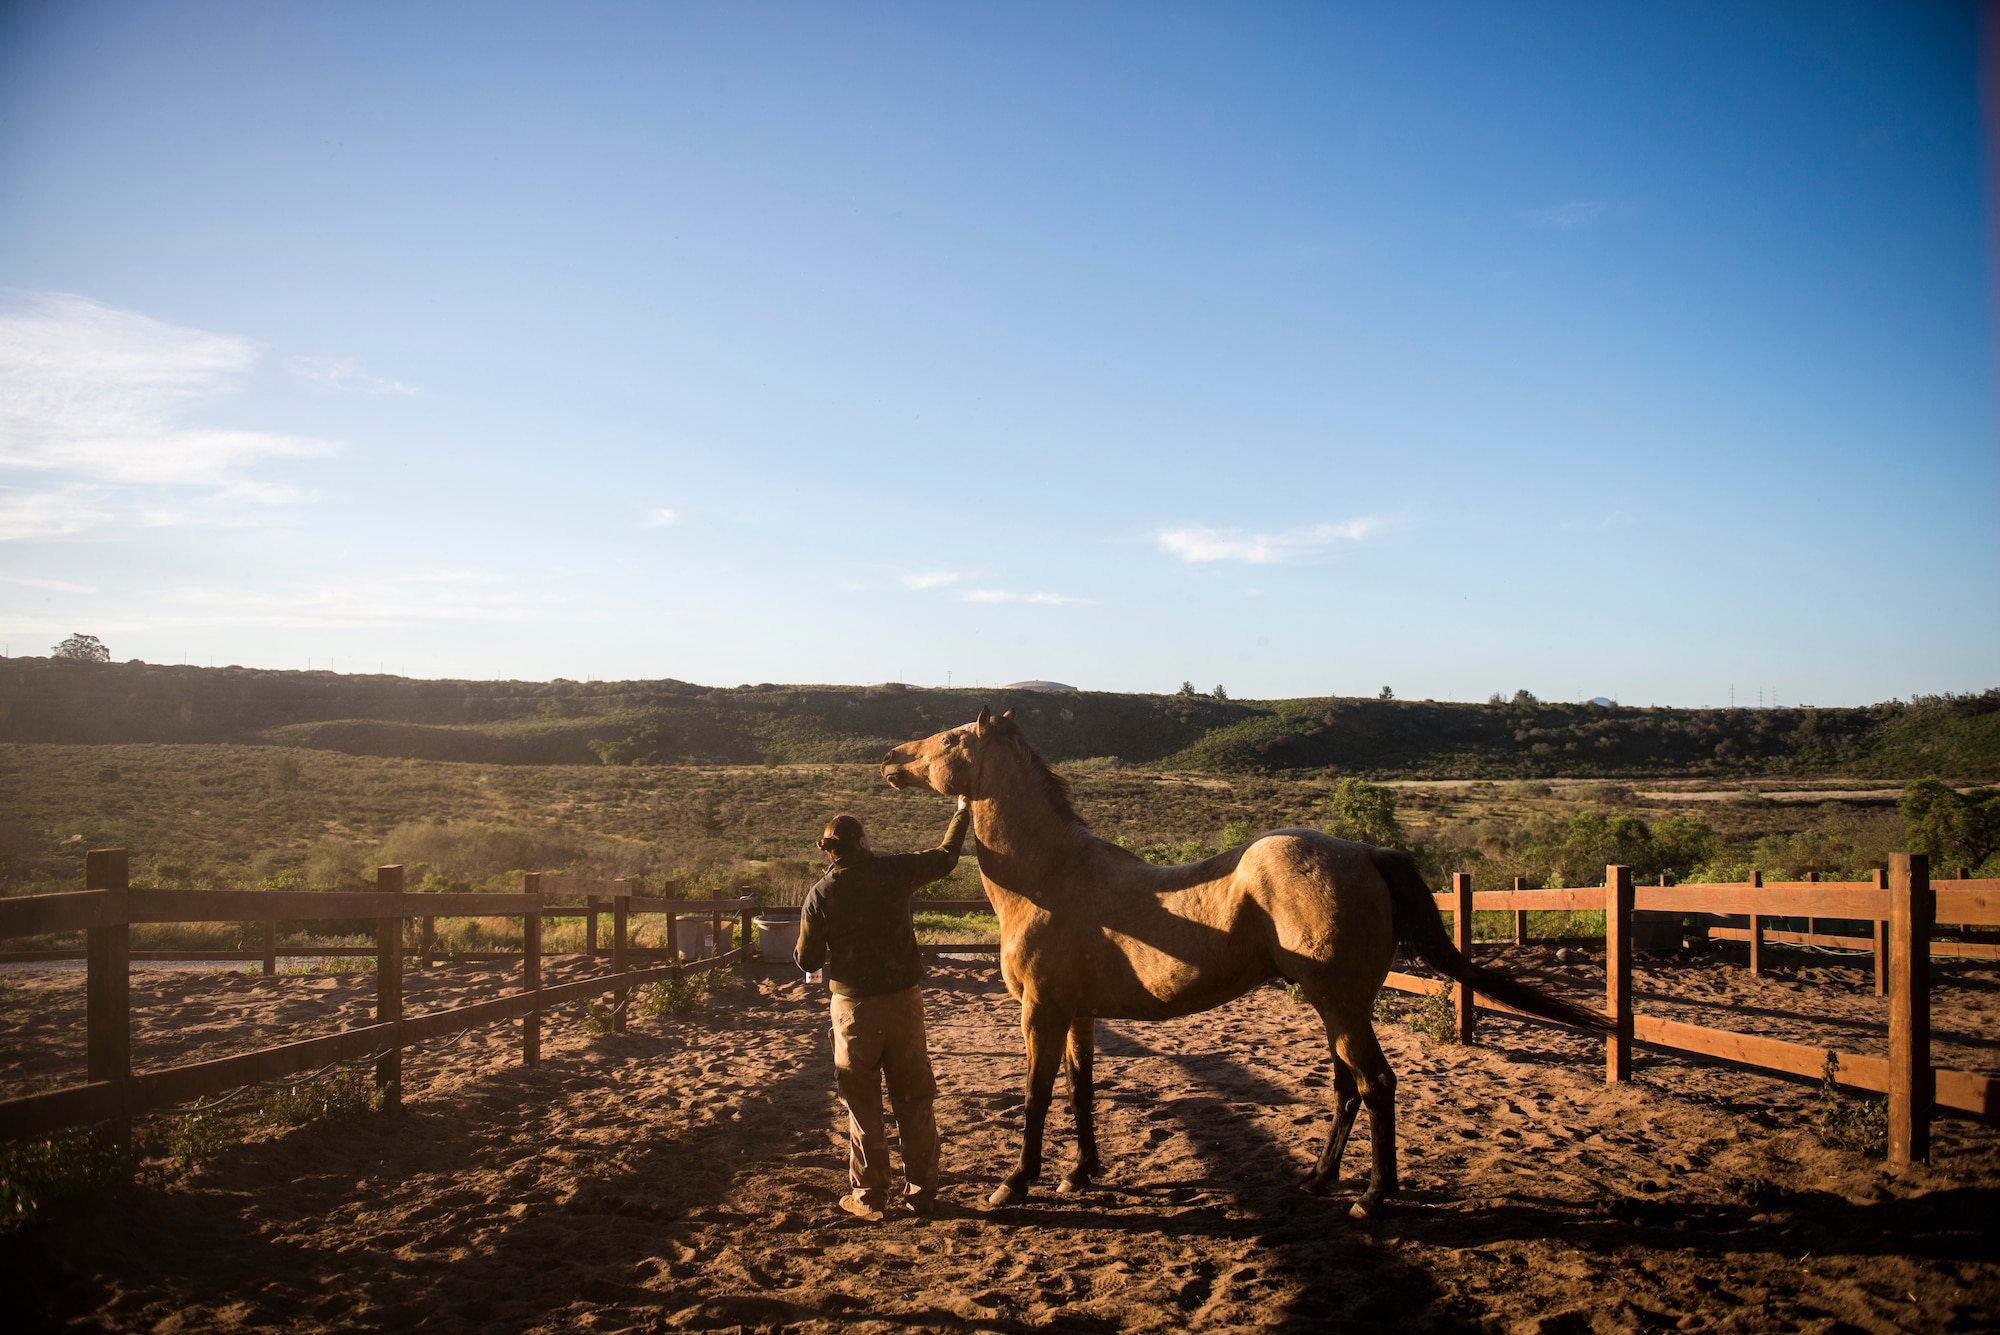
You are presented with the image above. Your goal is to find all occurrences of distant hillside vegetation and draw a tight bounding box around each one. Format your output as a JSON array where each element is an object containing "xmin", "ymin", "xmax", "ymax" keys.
[{"xmin": 0, "ymin": 659, "xmax": 1993, "ymax": 779}]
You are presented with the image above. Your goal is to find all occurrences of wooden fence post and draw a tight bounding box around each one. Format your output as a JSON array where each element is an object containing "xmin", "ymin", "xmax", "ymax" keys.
[
  {"xmin": 1512, "ymin": 877, "xmax": 1527, "ymax": 946},
  {"xmin": 739, "ymin": 899, "xmax": 754, "ymax": 972},
  {"xmin": 1748, "ymin": 869, "xmax": 1764, "ymax": 976},
  {"xmin": 586, "ymin": 895, "xmax": 599, "ymax": 957},
  {"xmin": 1453, "ymin": 872, "xmax": 1476, "ymax": 1043},
  {"xmin": 1873, "ymin": 867, "xmax": 1889, "ymax": 998},
  {"xmin": 1606, "ymin": 864, "xmax": 1632, "ymax": 1083},
  {"xmin": 262, "ymin": 917, "xmax": 278, "ymax": 980},
  {"xmin": 522, "ymin": 873, "xmax": 542, "ymax": 1068},
  {"xmin": 1806, "ymin": 870, "xmax": 1818, "ymax": 939},
  {"xmin": 420, "ymin": 916, "xmax": 435, "ymax": 970},
  {"xmin": 664, "ymin": 884, "xmax": 681, "ymax": 978},
  {"xmin": 613, "ymin": 880, "xmax": 631, "ymax": 1034},
  {"xmin": 375, "ymin": 865, "xmax": 404, "ymax": 1112},
  {"xmin": 85, "ymin": 848, "xmax": 131, "ymax": 1158},
  {"xmin": 1888, "ymin": 853, "xmax": 1933, "ymax": 1165},
  {"xmin": 85, "ymin": 849, "xmax": 131, "ymax": 1087},
  {"xmin": 711, "ymin": 911, "xmax": 724, "ymax": 964}
]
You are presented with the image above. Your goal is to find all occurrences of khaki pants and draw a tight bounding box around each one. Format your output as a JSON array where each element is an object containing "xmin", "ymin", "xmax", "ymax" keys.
[{"xmin": 831, "ymin": 986, "xmax": 939, "ymax": 1209}]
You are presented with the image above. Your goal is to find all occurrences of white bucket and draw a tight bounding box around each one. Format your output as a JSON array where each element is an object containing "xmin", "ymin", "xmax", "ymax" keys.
[
  {"xmin": 674, "ymin": 918, "xmax": 711, "ymax": 959},
  {"xmin": 754, "ymin": 916, "xmax": 800, "ymax": 964}
]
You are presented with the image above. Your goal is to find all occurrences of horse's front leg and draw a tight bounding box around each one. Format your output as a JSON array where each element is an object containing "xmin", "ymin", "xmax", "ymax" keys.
[
  {"xmin": 1058, "ymin": 1014, "xmax": 1102, "ymax": 1193},
  {"xmin": 988, "ymin": 1003, "xmax": 1069, "ymax": 1207}
]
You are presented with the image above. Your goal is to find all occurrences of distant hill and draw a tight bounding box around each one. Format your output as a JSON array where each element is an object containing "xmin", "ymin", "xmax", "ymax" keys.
[{"xmin": 0, "ymin": 658, "xmax": 1993, "ymax": 779}]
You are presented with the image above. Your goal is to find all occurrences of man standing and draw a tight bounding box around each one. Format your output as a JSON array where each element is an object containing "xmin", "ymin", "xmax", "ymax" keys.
[{"xmin": 796, "ymin": 795, "xmax": 971, "ymax": 1220}]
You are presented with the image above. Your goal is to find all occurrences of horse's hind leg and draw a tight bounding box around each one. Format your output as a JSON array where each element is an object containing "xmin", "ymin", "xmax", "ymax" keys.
[
  {"xmin": 1058, "ymin": 1015, "xmax": 1102, "ymax": 1194},
  {"xmin": 1335, "ymin": 1024, "xmax": 1399, "ymax": 1220},
  {"xmin": 1303, "ymin": 1055, "xmax": 1360, "ymax": 1196}
]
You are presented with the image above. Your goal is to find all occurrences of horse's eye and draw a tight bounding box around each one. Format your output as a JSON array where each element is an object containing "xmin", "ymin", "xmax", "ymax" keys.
[{"xmin": 942, "ymin": 733, "xmax": 958, "ymax": 748}]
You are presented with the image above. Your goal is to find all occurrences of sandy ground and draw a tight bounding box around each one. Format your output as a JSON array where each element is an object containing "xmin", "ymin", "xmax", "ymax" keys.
[{"xmin": 1, "ymin": 947, "xmax": 1997, "ymax": 1334}]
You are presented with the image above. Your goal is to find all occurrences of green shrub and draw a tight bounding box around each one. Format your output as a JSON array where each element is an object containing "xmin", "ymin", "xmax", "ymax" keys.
[
  {"xmin": 259, "ymin": 1070, "xmax": 381, "ymax": 1126},
  {"xmin": 1408, "ymin": 982, "xmax": 1459, "ymax": 1045},
  {"xmin": 1326, "ymin": 778, "xmax": 1404, "ymax": 848},
  {"xmin": 1372, "ymin": 990, "xmax": 1403, "ymax": 1025},
  {"xmin": 167, "ymin": 1110, "xmax": 235, "ymax": 1171},
  {"xmin": 0, "ymin": 1126, "xmax": 130, "ymax": 1222},
  {"xmin": 638, "ymin": 970, "xmax": 722, "ymax": 1019},
  {"xmin": 1815, "ymin": 1052, "xmax": 1887, "ymax": 1157}
]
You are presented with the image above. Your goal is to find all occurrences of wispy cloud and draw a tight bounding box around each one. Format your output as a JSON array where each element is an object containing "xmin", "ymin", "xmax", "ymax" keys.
[
  {"xmin": 961, "ymin": 588, "xmax": 1086, "ymax": 605},
  {"xmin": 0, "ymin": 294, "xmax": 339, "ymax": 540},
  {"xmin": 0, "ymin": 294, "xmax": 333, "ymax": 483},
  {"xmin": 0, "ymin": 484, "xmax": 111, "ymax": 540},
  {"xmin": 642, "ymin": 507, "xmax": 679, "ymax": 527},
  {"xmin": 0, "ymin": 572, "xmax": 97, "ymax": 594},
  {"xmin": 287, "ymin": 355, "xmax": 418, "ymax": 396},
  {"xmin": 1157, "ymin": 518, "xmax": 1382, "ymax": 564},
  {"xmin": 1526, "ymin": 200, "xmax": 1611, "ymax": 231},
  {"xmin": 902, "ymin": 571, "xmax": 960, "ymax": 589}
]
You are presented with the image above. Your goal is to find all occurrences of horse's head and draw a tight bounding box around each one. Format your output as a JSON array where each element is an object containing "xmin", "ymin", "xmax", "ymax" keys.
[{"xmin": 880, "ymin": 706, "xmax": 1020, "ymax": 799}]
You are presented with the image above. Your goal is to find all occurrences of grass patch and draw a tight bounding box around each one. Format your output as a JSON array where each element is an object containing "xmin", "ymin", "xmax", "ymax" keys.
[
  {"xmin": 913, "ymin": 910, "xmax": 999, "ymax": 945},
  {"xmin": 1815, "ymin": 1051, "xmax": 1888, "ymax": 1157}
]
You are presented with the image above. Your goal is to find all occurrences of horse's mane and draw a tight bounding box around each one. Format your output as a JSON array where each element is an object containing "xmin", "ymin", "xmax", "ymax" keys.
[{"xmin": 1003, "ymin": 726, "xmax": 1081, "ymax": 826}]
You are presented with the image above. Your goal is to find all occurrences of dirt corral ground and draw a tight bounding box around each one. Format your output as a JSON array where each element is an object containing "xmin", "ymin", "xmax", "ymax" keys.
[{"xmin": 1, "ymin": 948, "xmax": 1997, "ymax": 1334}]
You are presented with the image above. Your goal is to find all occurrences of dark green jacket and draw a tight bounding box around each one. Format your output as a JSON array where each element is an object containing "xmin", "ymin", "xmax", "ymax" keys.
[{"xmin": 795, "ymin": 808, "xmax": 971, "ymax": 998}]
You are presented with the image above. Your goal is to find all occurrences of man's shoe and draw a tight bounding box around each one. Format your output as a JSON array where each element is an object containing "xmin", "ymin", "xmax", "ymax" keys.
[
  {"xmin": 839, "ymin": 1194, "xmax": 886, "ymax": 1221},
  {"xmin": 905, "ymin": 1192, "xmax": 936, "ymax": 1216}
]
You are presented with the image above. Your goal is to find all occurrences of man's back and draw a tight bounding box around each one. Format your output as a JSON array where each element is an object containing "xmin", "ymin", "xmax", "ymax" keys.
[{"xmin": 796, "ymin": 809, "xmax": 968, "ymax": 997}]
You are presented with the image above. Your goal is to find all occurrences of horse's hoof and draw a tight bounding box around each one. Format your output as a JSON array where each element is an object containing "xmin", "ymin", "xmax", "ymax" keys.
[
  {"xmin": 1057, "ymin": 1171, "xmax": 1092, "ymax": 1195},
  {"xmin": 1300, "ymin": 1175, "xmax": 1333, "ymax": 1198},
  {"xmin": 986, "ymin": 1182, "xmax": 1027, "ymax": 1207},
  {"xmin": 1348, "ymin": 1191, "xmax": 1387, "ymax": 1220}
]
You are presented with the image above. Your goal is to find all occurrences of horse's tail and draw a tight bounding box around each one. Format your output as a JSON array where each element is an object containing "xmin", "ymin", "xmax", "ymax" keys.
[{"xmin": 1372, "ymin": 847, "xmax": 1616, "ymax": 1035}]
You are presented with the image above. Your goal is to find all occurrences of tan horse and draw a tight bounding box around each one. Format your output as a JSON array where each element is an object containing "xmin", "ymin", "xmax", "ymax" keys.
[{"xmin": 881, "ymin": 708, "xmax": 1612, "ymax": 1217}]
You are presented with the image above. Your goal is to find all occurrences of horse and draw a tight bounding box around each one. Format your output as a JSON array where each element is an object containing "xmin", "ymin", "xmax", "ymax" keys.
[{"xmin": 880, "ymin": 707, "xmax": 1614, "ymax": 1218}]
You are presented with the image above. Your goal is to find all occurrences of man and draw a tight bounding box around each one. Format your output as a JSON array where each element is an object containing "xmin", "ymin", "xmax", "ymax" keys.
[{"xmin": 796, "ymin": 795, "xmax": 971, "ymax": 1220}]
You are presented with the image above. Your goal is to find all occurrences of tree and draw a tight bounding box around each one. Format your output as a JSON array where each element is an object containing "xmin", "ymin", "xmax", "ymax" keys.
[
  {"xmin": 1212, "ymin": 684, "xmax": 1228, "ymax": 701},
  {"xmin": 1177, "ymin": 681, "xmax": 1198, "ymax": 697},
  {"xmin": 1378, "ymin": 686, "xmax": 1394, "ymax": 700},
  {"xmin": 1511, "ymin": 689, "xmax": 1538, "ymax": 708},
  {"xmin": 1325, "ymin": 777, "xmax": 1404, "ymax": 848},
  {"xmin": 51, "ymin": 633, "xmax": 109, "ymax": 662},
  {"xmin": 1901, "ymin": 779, "xmax": 2000, "ymax": 872}
]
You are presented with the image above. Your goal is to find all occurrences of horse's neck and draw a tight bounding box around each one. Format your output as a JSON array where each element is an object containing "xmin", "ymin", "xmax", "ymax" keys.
[{"xmin": 971, "ymin": 776, "xmax": 1095, "ymax": 902}]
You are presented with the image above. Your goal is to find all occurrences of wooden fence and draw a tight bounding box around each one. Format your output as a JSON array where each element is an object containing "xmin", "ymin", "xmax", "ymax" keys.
[
  {"xmin": 1384, "ymin": 855, "xmax": 1997, "ymax": 1165},
  {"xmin": 0, "ymin": 851, "xmax": 754, "ymax": 1144},
  {"xmin": 2, "ymin": 851, "xmax": 1991, "ymax": 1169}
]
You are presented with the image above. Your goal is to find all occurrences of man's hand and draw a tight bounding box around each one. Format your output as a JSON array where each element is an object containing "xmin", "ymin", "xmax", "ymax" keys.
[{"xmin": 956, "ymin": 795, "xmax": 971, "ymax": 812}]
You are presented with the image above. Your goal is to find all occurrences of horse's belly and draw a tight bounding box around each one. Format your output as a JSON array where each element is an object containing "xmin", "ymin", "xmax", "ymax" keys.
[{"xmin": 1090, "ymin": 929, "xmax": 1269, "ymax": 1021}]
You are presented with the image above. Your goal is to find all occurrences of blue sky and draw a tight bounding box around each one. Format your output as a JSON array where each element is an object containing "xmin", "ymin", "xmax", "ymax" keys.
[{"xmin": 0, "ymin": 1, "xmax": 1992, "ymax": 705}]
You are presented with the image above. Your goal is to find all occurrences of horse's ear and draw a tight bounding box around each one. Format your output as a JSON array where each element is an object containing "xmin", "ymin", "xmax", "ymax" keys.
[
  {"xmin": 975, "ymin": 706, "xmax": 993, "ymax": 735},
  {"xmin": 1000, "ymin": 708, "xmax": 1016, "ymax": 723}
]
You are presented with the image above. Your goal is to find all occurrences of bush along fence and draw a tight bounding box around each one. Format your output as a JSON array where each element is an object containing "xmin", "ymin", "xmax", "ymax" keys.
[
  {"xmin": 0, "ymin": 850, "xmax": 754, "ymax": 1146},
  {"xmin": 1383, "ymin": 855, "xmax": 1997, "ymax": 1166}
]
